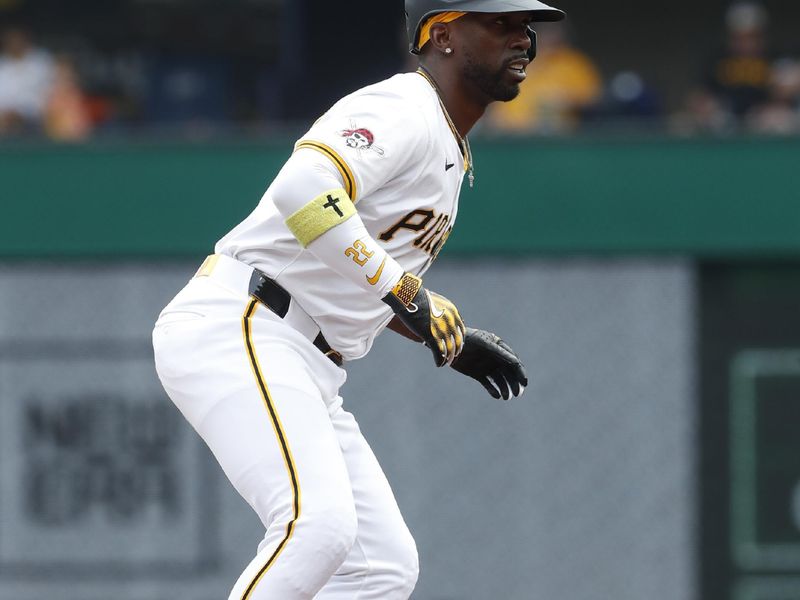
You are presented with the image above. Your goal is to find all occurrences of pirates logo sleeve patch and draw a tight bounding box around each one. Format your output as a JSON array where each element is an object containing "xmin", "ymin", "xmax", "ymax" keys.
[{"xmin": 340, "ymin": 123, "xmax": 385, "ymax": 157}]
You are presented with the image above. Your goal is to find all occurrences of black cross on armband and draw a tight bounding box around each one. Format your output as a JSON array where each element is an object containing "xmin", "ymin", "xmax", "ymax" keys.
[{"xmin": 322, "ymin": 194, "xmax": 344, "ymax": 218}]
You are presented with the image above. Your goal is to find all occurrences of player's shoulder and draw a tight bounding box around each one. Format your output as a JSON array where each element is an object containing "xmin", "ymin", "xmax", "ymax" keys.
[
  {"xmin": 329, "ymin": 72, "xmax": 438, "ymax": 124},
  {"xmin": 299, "ymin": 72, "xmax": 437, "ymax": 171},
  {"xmin": 355, "ymin": 72, "xmax": 435, "ymax": 102}
]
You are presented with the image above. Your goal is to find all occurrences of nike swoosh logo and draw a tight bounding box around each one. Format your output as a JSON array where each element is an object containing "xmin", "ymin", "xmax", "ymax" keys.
[
  {"xmin": 445, "ymin": 160, "xmax": 455, "ymax": 171},
  {"xmin": 430, "ymin": 299, "xmax": 445, "ymax": 318},
  {"xmin": 366, "ymin": 256, "xmax": 387, "ymax": 286}
]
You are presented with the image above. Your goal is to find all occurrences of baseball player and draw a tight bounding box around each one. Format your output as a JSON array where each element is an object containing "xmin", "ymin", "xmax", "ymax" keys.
[{"xmin": 152, "ymin": 1, "xmax": 564, "ymax": 598}]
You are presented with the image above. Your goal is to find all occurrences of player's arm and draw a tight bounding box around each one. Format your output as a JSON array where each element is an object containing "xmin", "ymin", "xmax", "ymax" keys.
[{"xmin": 270, "ymin": 149, "xmax": 465, "ymax": 366}]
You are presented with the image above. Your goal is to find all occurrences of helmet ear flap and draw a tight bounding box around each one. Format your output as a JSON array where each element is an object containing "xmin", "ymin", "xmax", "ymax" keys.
[{"xmin": 527, "ymin": 27, "xmax": 537, "ymax": 61}]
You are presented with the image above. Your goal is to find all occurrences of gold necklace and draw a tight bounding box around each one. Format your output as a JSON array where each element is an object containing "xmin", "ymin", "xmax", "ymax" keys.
[{"xmin": 416, "ymin": 67, "xmax": 475, "ymax": 188}]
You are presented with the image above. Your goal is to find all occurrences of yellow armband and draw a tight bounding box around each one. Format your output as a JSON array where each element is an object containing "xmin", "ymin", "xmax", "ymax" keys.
[{"xmin": 284, "ymin": 188, "xmax": 356, "ymax": 247}]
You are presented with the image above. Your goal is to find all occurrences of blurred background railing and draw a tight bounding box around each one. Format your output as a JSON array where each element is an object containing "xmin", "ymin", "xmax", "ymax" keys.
[{"xmin": 1, "ymin": 2, "xmax": 799, "ymax": 600}]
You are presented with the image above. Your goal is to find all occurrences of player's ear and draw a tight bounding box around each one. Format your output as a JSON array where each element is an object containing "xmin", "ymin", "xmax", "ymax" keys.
[{"xmin": 428, "ymin": 23, "xmax": 453, "ymax": 55}]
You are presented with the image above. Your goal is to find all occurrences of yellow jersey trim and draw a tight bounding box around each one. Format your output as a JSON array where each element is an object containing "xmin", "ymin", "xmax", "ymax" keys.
[
  {"xmin": 294, "ymin": 140, "xmax": 358, "ymax": 202},
  {"xmin": 284, "ymin": 187, "xmax": 356, "ymax": 248},
  {"xmin": 241, "ymin": 299, "xmax": 301, "ymax": 598}
]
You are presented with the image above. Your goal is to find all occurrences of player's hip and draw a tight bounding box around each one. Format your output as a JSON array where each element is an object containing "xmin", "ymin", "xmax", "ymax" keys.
[
  {"xmin": 156, "ymin": 254, "xmax": 345, "ymax": 364},
  {"xmin": 152, "ymin": 275, "xmax": 346, "ymax": 405}
]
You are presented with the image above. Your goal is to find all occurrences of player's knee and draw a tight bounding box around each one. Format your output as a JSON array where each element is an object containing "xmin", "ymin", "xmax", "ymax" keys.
[
  {"xmin": 373, "ymin": 528, "xmax": 419, "ymax": 596},
  {"xmin": 254, "ymin": 502, "xmax": 357, "ymax": 597},
  {"xmin": 300, "ymin": 502, "xmax": 359, "ymax": 565},
  {"xmin": 395, "ymin": 532, "xmax": 420, "ymax": 595},
  {"xmin": 387, "ymin": 545, "xmax": 419, "ymax": 596}
]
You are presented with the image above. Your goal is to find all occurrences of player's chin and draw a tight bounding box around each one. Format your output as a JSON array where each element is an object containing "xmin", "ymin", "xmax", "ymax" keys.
[
  {"xmin": 491, "ymin": 72, "xmax": 523, "ymax": 102},
  {"xmin": 492, "ymin": 82, "xmax": 522, "ymax": 102}
]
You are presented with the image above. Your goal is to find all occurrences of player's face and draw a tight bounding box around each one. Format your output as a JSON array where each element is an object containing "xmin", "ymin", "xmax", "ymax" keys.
[{"xmin": 456, "ymin": 12, "xmax": 534, "ymax": 102}]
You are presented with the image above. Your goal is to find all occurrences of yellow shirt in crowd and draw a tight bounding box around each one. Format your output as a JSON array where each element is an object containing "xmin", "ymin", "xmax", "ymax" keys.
[{"xmin": 488, "ymin": 47, "xmax": 602, "ymax": 133}]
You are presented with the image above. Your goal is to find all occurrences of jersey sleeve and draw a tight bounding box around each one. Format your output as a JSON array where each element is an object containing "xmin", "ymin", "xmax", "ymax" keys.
[{"xmin": 294, "ymin": 91, "xmax": 431, "ymax": 203}]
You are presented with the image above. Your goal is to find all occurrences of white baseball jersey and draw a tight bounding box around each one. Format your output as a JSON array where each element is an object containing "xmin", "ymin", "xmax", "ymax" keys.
[{"xmin": 216, "ymin": 72, "xmax": 468, "ymax": 360}]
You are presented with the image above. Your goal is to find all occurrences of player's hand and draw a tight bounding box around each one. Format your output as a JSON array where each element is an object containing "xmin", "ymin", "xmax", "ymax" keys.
[
  {"xmin": 450, "ymin": 328, "xmax": 527, "ymax": 400},
  {"xmin": 382, "ymin": 273, "xmax": 465, "ymax": 367}
]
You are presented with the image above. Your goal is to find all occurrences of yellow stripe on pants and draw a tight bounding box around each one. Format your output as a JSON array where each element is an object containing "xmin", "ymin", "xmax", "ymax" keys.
[{"xmin": 240, "ymin": 298, "xmax": 302, "ymax": 598}]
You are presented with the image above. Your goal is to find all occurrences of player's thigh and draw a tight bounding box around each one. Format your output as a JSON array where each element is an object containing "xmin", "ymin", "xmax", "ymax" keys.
[
  {"xmin": 332, "ymin": 406, "xmax": 418, "ymax": 566},
  {"xmin": 155, "ymin": 313, "xmax": 353, "ymax": 526}
]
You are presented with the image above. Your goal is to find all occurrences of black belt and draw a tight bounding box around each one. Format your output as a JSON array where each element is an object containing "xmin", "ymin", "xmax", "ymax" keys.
[{"xmin": 248, "ymin": 270, "xmax": 343, "ymax": 367}]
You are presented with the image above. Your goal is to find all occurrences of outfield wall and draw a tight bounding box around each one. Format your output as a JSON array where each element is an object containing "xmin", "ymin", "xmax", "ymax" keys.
[
  {"xmin": 0, "ymin": 259, "xmax": 694, "ymax": 600},
  {"xmin": 1, "ymin": 136, "xmax": 799, "ymax": 258}
]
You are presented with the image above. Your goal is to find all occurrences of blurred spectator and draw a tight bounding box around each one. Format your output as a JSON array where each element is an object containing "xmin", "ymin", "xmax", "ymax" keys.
[
  {"xmin": 582, "ymin": 70, "xmax": 662, "ymax": 129},
  {"xmin": 0, "ymin": 25, "xmax": 54, "ymax": 135},
  {"xmin": 670, "ymin": 87, "xmax": 737, "ymax": 135},
  {"xmin": 44, "ymin": 55, "xmax": 92, "ymax": 141},
  {"xmin": 75, "ymin": 49, "xmax": 149, "ymax": 132},
  {"xmin": 707, "ymin": 2, "xmax": 772, "ymax": 119},
  {"xmin": 485, "ymin": 22, "xmax": 602, "ymax": 135},
  {"xmin": 673, "ymin": 2, "xmax": 775, "ymax": 135},
  {"xmin": 747, "ymin": 58, "xmax": 800, "ymax": 134}
]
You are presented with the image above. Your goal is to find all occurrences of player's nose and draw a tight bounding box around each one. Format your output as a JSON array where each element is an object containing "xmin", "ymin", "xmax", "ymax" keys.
[{"xmin": 510, "ymin": 26, "xmax": 533, "ymax": 51}]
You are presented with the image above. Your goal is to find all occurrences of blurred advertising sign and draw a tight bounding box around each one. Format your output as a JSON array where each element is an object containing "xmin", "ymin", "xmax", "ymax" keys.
[
  {"xmin": 734, "ymin": 577, "xmax": 800, "ymax": 600},
  {"xmin": 701, "ymin": 264, "xmax": 800, "ymax": 600},
  {"xmin": 730, "ymin": 349, "xmax": 800, "ymax": 600},
  {"xmin": 0, "ymin": 341, "xmax": 218, "ymax": 580},
  {"xmin": 731, "ymin": 350, "xmax": 800, "ymax": 572}
]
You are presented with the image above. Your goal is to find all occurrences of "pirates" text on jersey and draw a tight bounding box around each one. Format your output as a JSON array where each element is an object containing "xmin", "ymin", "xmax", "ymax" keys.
[{"xmin": 379, "ymin": 208, "xmax": 453, "ymax": 258}]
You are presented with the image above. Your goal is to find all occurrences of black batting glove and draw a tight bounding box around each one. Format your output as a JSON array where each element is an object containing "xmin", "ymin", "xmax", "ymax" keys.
[
  {"xmin": 450, "ymin": 328, "xmax": 528, "ymax": 400},
  {"xmin": 383, "ymin": 273, "xmax": 466, "ymax": 367}
]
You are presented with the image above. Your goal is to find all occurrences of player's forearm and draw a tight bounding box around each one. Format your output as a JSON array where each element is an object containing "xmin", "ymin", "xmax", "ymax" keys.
[
  {"xmin": 271, "ymin": 149, "xmax": 403, "ymax": 297},
  {"xmin": 304, "ymin": 207, "xmax": 404, "ymax": 297}
]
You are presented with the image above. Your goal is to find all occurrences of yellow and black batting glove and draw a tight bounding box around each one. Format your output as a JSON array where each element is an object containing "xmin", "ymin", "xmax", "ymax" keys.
[
  {"xmin": 450, "ymin": 328, "xmax": 528, "ymax": 400},
  {"xmin": 382, "ymin": 273, "xmax": 466, "ymax": 367}
]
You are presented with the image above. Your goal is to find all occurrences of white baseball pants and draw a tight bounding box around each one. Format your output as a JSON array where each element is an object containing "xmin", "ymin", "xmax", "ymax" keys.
[{"xmin": 152, "ymin": 265, "xmax": 418, "ymax": 599}]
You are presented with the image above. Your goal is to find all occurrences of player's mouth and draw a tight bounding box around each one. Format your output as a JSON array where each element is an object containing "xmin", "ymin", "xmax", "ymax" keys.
[{"xmin": 506, "ymin": 57, "xmax": 530, "ymax": 82}]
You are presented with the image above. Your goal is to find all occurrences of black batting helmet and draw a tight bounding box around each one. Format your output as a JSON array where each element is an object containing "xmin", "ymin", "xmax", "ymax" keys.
[{"xmin": 406, "ymin": 0, "xmax": 566, "ymax": 57}]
